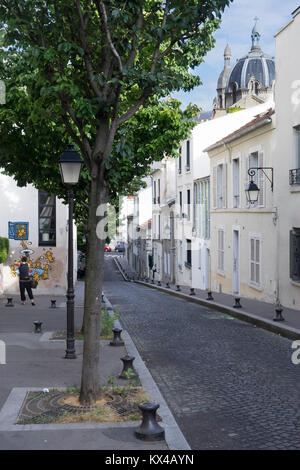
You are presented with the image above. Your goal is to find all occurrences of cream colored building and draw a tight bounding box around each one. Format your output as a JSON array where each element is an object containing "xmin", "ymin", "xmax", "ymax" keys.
[
  {"xmin": 274, "ymin": 6, "xmax": 300, "ymax": 310},
  {"xmin": 206, "ymin": 104, "xmax": 277, "ymax": 302}
]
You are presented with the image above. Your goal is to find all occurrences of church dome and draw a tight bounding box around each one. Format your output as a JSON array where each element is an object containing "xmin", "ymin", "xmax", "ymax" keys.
[
  {"xmin": 226, "ymin": 52, "xmax": 275, "ymax": 91},
  {"xmin": 226, "ymin": 19, "xmax": 275, "ymax": 92}
]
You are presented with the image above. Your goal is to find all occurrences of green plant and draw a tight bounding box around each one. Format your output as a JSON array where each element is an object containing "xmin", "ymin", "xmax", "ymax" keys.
[
  {"xmin": 100, "ymin": 309, "xmax": 119, "ymax": 337},
  {"xmin": 0, "ymin": 237, "xmax": 9, "ymax": 264}
]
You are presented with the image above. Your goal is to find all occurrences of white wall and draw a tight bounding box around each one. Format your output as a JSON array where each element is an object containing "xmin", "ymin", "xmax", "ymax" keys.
[{"xmin": 0, "ymin": 172, "xmax": 73, "ymax": 296}]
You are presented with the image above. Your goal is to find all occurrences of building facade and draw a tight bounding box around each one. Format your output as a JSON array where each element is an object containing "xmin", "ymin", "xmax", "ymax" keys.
[
  {"xmin": 274, "ymin": 6, "xmax": 300, "ymax": 310},
  {"xmin": 206, "ymin": 106, "xmax": 277, "ymax": 302},
  {"xmin": 0, "ymin": 173, "xmax": 76, "ymax": 296}
]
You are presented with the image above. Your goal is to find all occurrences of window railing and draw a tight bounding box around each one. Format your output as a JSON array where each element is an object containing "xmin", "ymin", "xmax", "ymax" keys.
[{"xmin": 289, "ymin": 168, "xmax": 300, "ymax": 185}]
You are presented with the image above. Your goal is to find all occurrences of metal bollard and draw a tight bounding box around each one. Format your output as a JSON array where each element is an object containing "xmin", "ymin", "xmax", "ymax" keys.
[
  {"xmin": 134, "ymin": 402, "xmax": 165, "ymax": 441},
  {"xmin": 33, "ymin": 321, "xmax": 43, "ymax": 333},
  {"xmin": 50, "ymin": 300, "xmax": 56, "ymax": 308},
  {"xmin": 157, "ymin": 281, "xmax": 161, "ymax": 286},
  {"xmin": 176, "ymin": 285, "xmax": 181, "ymax": 292},
  {"xmin": 166, "ymin": 282, "xmax": 170, "ymax": 288},
  {"xmin": 119, "ymin": 355, "xmax": 137, "ymax": 379},
  {"xmin": 206, "ymin": 291, "xmax": 214, "ymax": 301},
  {"xmin": 273, "ymin": 306, "xmax": 285, "ymax": 322},
  {"xmin": 110, "ymin": 328, "xmax": 125, "ymax": 347},
  {"xmin": 233, "ymin": 298, "xmax": 242, "ymax": 308},
  {"xmin": 5, "ymin": 298, "xmax": 14, "ymax": 307},
  {"xmin": 190, "ymin": 288, "xmax": 196, "ymax": 296}
]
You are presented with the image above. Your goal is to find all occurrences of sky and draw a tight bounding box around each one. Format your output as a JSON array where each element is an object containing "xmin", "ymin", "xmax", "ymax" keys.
[{"xmin": 173, "ymin": 0, "xmax": 300, "ymax": 112}]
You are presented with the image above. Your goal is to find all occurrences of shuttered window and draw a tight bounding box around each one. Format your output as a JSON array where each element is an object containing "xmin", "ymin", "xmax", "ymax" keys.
[
  {"xmin": 290, "ymin": 228, "xmax": 300, "ymax": 281},
  {"xmin": 218, "ymin": 228, "xmax": 225, "ymax": 272},
  {"xmin": 250, "ymin": 236, "xmax": 261, "ymax": 286},
  {"xmin": 232, "ymin": 158, "xmax": 240, "ymax": 208}
]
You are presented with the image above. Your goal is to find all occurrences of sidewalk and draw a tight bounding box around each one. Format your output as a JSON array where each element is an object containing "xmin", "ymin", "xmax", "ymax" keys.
[
  {"xmin": 0, "ymin": 282, "xmax": 189, "ymax": 450},
  {"xmin": 114, "ymin": 256, "xmax": 300, "ymax": 341}
]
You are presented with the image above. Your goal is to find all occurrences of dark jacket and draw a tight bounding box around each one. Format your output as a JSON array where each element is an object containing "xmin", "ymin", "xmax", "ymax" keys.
[{"xmin": 19, "ymin": 263, "xmax": 30, "ymax": 281}]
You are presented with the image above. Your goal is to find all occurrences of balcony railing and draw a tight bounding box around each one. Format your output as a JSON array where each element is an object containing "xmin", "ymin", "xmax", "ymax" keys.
[{"xmin": 289, "ymin": 168, "xmax": 300, "ymax": 185}]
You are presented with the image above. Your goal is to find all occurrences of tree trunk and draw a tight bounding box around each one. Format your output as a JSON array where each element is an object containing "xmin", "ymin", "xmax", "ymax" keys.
[{"xmin": 79, "ymin": 160, "xmax": 108, "ymax": 405}]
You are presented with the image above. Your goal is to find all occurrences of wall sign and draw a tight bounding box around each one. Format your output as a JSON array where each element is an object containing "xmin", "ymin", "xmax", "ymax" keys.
[{"xmin": 8, "ymin": 222, "xmax": 29, "ymax": 240}]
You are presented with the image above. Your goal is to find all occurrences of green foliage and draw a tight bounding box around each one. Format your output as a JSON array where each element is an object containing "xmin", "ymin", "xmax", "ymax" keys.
[
  {"xmin": 227, "ymin": 107, "xmax": 244, "ymax": 114},
  {"xmin": 0, "ymin": 0, "xmax": 232, "ymax": 223},
  {"xmin": 0, "ymin": 237, "xmax": 9, "ymax": 264},
  {"xmin": 100, "ymin": 309, "xmax": 119, "ymax": 337}
]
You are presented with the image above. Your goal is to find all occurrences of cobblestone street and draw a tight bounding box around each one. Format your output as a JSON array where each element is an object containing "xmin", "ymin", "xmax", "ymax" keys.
[{"xmin": 104, "ymin": 255, "xmax": 300, "ymax": 450}]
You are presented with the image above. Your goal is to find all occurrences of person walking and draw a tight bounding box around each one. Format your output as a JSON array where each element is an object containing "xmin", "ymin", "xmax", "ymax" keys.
[{"xmin": 15, "ymin": 257, "xmax": 35, "ymax": 305}]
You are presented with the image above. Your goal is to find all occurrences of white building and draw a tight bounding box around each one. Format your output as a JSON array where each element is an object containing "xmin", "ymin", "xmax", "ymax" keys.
[
  {"xmin": 274, "ymin": 6, "xmax": 300, "ymax": 310},
  {"xmin": 205, "ymin": 105, "xmax": 276, "ymax": 301},
  {"xmin": 0, "ymin": 173, "xmax": 76, "ymax": 296}
]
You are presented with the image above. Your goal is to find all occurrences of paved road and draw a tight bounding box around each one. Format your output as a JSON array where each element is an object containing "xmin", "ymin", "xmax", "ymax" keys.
[{"xmin": 104, "ymin": 254, "xmax": 300, "ymax": 450}]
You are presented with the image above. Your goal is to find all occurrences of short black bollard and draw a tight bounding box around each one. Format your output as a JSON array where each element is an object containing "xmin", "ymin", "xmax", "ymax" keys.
[
  {"xmin": 33, "ymin": 321, "xmax": 43, "ymax": 333},
  {"xmin": 190, "ymin": 288, "xmax": 196, "ymax": 296},
  {"xmin": 151, "ymin": 279, "xmax": 154, "ymax": 284},
  {"xmin": 157, "ymin": 281, "xmax": 161, "ymax": 286},
  {"xmin": 102, "ymin": 294, "xmax": 105, "ymax": 303},
  {"xmin": 110, "ymin": 328, "xmax": 125, "ymax": 347},
  {"xmin": 5, "ymin": 298, "xmax": 14, "ymax": 307},
  {"xmin": 134, "ymin": 402, "xmax": 165, "ymax": 441},
  {"xmin": 233, "ymin": 297, "xmax": 242, "ymax": 308},
  {"xmin": 176, "ymin": 285, "xmax": 181, "ymax": 292},
  {"xmin": 50, "ymin": 300, "xmax": 56, "ymax": 308},
  {"xmin": 119, "ymin": 355, "xmax": 137, "ymax": 379},
  {"xmin": 273, "ymin": 306, "xmax": 285, "ymax": 322},
  {"xmin": 166, "ymin": 282, "xmax": 170, "ymax": 288},
  {"xmin": 207, "ymin": 291, "xmax": 214, "ymax": 301}
]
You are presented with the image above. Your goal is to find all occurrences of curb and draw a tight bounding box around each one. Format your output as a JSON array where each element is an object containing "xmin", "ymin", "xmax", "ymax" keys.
[
  {"xmin": 102, "ymin": 293, "xmax": 190, "ymax": 450},
  {"xmin": 134, "ymin": 281, "xmax": 300, "ymax": 341}
]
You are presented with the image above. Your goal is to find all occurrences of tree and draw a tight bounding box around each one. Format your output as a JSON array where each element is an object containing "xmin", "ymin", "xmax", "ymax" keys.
[{"xmin": 0, "ymin": 0, "xmax": 232, "ymax": 404}]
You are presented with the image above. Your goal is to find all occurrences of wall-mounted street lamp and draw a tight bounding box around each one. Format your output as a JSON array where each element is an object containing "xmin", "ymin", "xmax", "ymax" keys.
[
  {"xmin": 245, "ymin": 167, "xmax": 274, "ymax": 205},
  {"xmin": 59, "ymin": 144, "xmax": 83, "ymax": 359}
]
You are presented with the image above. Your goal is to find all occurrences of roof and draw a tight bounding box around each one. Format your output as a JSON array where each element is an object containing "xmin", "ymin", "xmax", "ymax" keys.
[{"xmin": 204, "ymin": 108, "xmax": 275, "ymax": 152}]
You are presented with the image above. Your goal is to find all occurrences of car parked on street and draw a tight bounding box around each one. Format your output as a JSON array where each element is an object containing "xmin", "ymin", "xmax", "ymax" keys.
[
  {"xmin": 115, "ymin": 242, "xmax": 125, "ymax": 253},
  {"xmin": 104, "ymin": 244, "xmax": 111, "ymax": 252}
]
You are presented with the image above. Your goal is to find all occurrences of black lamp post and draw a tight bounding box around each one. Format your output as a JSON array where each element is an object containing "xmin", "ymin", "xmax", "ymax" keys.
[{"xmin": 59, "ymin": 144, "xmax": 83, "ymax": 359}]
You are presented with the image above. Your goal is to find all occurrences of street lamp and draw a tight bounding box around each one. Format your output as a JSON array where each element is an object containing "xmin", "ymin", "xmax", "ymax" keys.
[
  {"xmin": 59, "ymin": 144, "xmax": 83, "ymax": 359},
  {"xmin": 245, "ymin": 167, "xmax": 273, "ymax": 205}
]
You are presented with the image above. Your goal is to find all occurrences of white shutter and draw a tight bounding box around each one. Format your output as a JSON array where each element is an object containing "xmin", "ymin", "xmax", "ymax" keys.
[
  {"xmin": 212, "ymin": 166, "xmax": 217, "ymax": 209},
  {"xmin": 258, "ymin": 151, "xmax": 265, "ymax": 207},
  {"xmin": 222, "ymin": 163, "xmax": 227, "ymax": 208}
]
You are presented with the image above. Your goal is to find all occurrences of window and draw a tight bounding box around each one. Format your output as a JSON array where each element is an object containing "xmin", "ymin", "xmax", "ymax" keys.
[
  {"xmin": 186, "ymin": 140, "xmax": 190, "ymax": 171},
  {"xmin": 194, "ymin": 179, "xmax": 210, "ymax": 238},
  {"xmin": 38, "ymin": 192, "xmax": 56, "ymax": 246},
  {"xmin": 290, "ymin": 228, "xmax": 300, "ymax": 281},
  {"xmin": 217, "ymin": 164, "xmax": 226, "ymax": 209},
  {"xmin": 186, "ymin": 239, "xmax": 191, "ymax": 268},
  {"xmin": 158, "ymin": 214, "xmax": 161, "ymax": 239},
  {"xmin": 248, "ymin": 151, "xmax": 265, "ymax": 206},
  {"xmin": 231, "ymin": 83, "xmax": 237, "ymax": 104},
  {"xmin": 217, "ymin": 228, "xmax": 225, "ymax": 273},
  {"xmin": 250, "ymin": 236, "xmax": 261, "ymax": 286},
  {"xmin": 232, "ymin": 158, "xmax": 240, "ymax": 208},
  {"xmin": 179, "ymin": 191, "xmax": 183, "ymax": 217},
  {"xmin": 157, "ymin": 179, "xmax": 161, "ymax": 204},
  {"xmin": 178, "ymin": 147, "xmax": 182, "ymax": 174},
  {"xmin": 153, "ymin": 180, "xmax": 156, "ymax": 204},
  {"xmin": 187, "ymin": 189, "xmax": 191, "ymax": 220}
]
